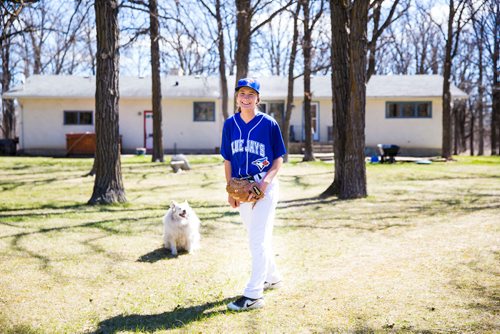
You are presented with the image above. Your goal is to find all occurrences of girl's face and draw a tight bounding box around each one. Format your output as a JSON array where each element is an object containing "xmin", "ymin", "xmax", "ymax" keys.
[{"xmin": 236, "ymin": 87, "xmax": 259, "ymax": 112}]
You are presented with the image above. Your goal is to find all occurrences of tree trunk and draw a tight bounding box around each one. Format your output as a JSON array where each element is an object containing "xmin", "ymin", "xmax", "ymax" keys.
[
  {"xmin": 233, "ymin": 0, "xmax": 293, "ymax": 100},
  {"xmin": 215, "ymin": 0, "xmax": 229, "ymax": 120},
  {"xmin": 469, "ymin": 99, "xmax": 475, "ymax": 156},
  {"xmin": 366, "ymin": 2, "xmax": 380, "ymax": 82},
  {"xmin": 1, "ymin": 2, "xmax": 22, "ymax": 140},
  {"xmin": 477, "ymin": 23, "xmax": 484, "ymax": 155},
  {"xmin": 302, "ymin": 0, "xmax": 315, "ymax": 162},
  {"xmin": 150, "ymin": 0, "xmax": 164, "ymax": 162},
  {"xmin": 453, "ymin": 100, "xmax": 466, "ymax": 155},
  {"xmin": 88, "ymin": 0, "xmax": 126, "ymax": 205},
  {"xmin": 344, "ymin": 0, "xmax": 368, "ymax": 198},
  {"xmin": 235, "ymin": 0, "xmax": 251, "ymax": 81},
  {"xmin": 491, "ymin": 3, "xmax": 500, "ymax": 155},
  {"xmin": 1, "ymin": 42, "xmax": 15, "ymax": 139},
  {"xmin": 323, "ymin": 0, "xmax": 368, "ymax": 199},
  {"xmin": 366, "ymin": 0, "xmax": 403, "ymax": 81},
  {"xmin": 29, "ymin": 29, "xmax": 42, "ymax": 75},
  {"xmin": 324, "ymin": 0, "xmax": 350, "ymax": 197},
  {"xmin": 441, "ymin": 0, "xmax": 455, "ymax": 160},
  {"xmin": 283, "ymin": 1, "xmax": 301, "ymax": 163}
]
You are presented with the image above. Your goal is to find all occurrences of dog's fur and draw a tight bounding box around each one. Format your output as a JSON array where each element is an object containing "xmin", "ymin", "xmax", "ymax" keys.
[{"xmin": 163, "ymin": 200, "xmax": 200, "ymax": 255}]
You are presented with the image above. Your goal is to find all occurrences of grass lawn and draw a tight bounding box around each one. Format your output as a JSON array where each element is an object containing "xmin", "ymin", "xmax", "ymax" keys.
[{"xmin": 0, "ymin": 154, "xmax": 498, "ymax": 333}]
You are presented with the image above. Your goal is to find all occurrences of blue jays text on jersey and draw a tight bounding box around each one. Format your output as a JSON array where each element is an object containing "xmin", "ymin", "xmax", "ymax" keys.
[
  {"xmin": 221, "ymin": 111, "xmax": 286, "ymax": 178},
  {"xmin": 231, "ymin": 139, "xmax": 265, "ymax": 157}
]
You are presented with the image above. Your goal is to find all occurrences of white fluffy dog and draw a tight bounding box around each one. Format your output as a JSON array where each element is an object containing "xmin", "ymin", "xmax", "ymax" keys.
[{"xmin": 163, "ymin": 200, "xmax": 201, "ymax": 255}]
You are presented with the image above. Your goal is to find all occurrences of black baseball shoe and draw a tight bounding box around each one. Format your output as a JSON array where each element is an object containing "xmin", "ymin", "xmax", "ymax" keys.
[
  {"xmin": 264, "ymin": 281, "xmax": 282, "ymax": 291},
  {"xmin": 227, "ymin": 296, "xmax": 264, "ymax": 311}
]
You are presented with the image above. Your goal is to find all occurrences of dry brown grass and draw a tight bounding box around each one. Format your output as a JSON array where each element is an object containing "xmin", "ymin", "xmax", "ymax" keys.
[{"xmin": 0, "ymin": 155, "xmax": 498, "ymax": 333}]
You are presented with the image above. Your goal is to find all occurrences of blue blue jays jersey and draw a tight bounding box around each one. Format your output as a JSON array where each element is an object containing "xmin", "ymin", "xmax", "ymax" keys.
[{"xmin": 221, "ymin": 112, "xmax": 286, "ymax": 178}]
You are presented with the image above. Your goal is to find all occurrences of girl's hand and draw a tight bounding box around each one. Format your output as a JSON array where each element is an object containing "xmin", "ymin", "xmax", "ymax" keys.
[
  {"xmin": 228, "ymin": 194, "xmax": 240, "ymax": 208},
  {"xmin": 257, "ymin": 180, "xmax": 269, "ymax": 195}
]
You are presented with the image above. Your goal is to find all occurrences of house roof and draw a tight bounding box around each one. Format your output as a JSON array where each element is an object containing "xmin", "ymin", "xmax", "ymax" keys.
[
  {"xmin": 366, "ymin": 74, "xmax": 468, "ymax": 98},
  {"xmin": 2, "ymin": 75, "xmax": 221, "ymax": 99},
  {"xmin": 3, "ymin": 74, "xmax": 467, "ymax": 100}
]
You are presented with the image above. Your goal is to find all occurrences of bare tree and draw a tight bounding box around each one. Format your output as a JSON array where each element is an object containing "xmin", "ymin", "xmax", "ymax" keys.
[
  {"xmin": 234, "ymin": 0, "xmax": 294, "ymax": 81},
  {"xmin": 1, "ymin": 2, "xmax": 19, "ymax": 140},
  {"xmin": 235, "ymin": 0, "xmax": 252, "ymax": 80},
  {"xmin": 322, "ymin": 0, "xmax": 368, "ymax": 199},
  {"xmin": 1, "ymin": 1, "xmax": 35, "ymax": 140},
  {"xmin": 214, "ymin": 0, "xmax": 229, "ymax": 119},
  {"xmin": 82, "ymin": 10, "xmax": 97, "ymax": 75},
  {"xmin": 440, "ymin": 0, "xmax": 469, "ymax": 160},
  {"xmin": 412, "ymin": 3, "xmax": 443, "ymax": 75},
  {"xmin": 468, "ymin": 97, "xmax": 475, "ymax": 155},
  {"xmin": 23, "ymin": 2, "xmax": 46, "ymax": 75},
  {"xmin": 486, "ymin": 0, "xmax": 499, "ymax": 155},
  {"xmin": 199, "ymin": 0, "xmax": 231, "ymax": 120},
  {"xmin": 253, "ymin": 11, "xmax": 292, "ymax": 76},
  {"xmin": 375, "ymin": 2, "xmax": 443, "ymax": 76},
  {"xmin": 453, "ymin": 98, "xmax": 467, "ymax": 154},
  {"xmin": 378, "ymin": 24, "xmax": 413, "ymax": 74},
  {"xmin": 374, "ymin": 0, "xmax": 496, "ymax": 157},
  {"xmin": 452, "ymin": 27, "xmax": 475, "ymax": 155},
  {"xmin": 283, "ymin": 2, "xmax": 302, "ymax": 163},
  {"xmin": 88, "ymin": 0, "xmax": 126, "ymax": 205},
  {"xmin": 52, "ymin": 1, "xmax": 89, "ymax": 74},
  {"xmin": 149, "ymin": 0, "xmax": 164, "ymax": 162},
  {"xmin": 470, "ymin": 2, "xmax": 486, "ymax": 155},
  {"xmin": 301, "ymin": 0, "xmax": 325, "ymax": 162},
  {"xmin": 22, "ymin": 0, "xmax": 93, "ymax": 76},
  {"xmin": 366, "ymin": 0, "xmax": 409, "ymax": 81},
  {"xmin": 159, "ymin": 1, "xmax": 218, "ymax": 75},
  {"xmin": 302, "ymin": 0, "xmax": 313, "ymax": 162}
]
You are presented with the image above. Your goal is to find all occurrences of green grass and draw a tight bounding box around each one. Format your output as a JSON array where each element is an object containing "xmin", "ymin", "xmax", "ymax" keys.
[{"xmin": 0, "ymin": 154, "xmax": 499, "ymax": 333}]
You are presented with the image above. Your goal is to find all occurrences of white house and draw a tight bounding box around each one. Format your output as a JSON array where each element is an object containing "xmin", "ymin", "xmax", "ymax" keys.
[{"xmin": 2, "ymin": 74, "xmax": 467, "ymax": 156}]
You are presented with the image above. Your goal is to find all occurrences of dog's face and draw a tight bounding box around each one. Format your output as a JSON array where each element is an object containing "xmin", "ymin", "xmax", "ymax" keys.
[{"xmin": 169, "ymin": 200, "xmax": 191, "ymax": 224}]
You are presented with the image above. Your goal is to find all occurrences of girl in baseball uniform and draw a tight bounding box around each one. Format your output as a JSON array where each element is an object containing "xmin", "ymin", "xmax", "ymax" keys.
[{"xmin": 221, "ymin": 78, "xmax": 286, "ymax": 311}]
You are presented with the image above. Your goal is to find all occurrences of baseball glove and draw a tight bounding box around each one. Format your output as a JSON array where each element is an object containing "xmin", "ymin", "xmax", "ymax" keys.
[{"xmin": 226, "ymin": 178, "xmax": 264, "ymax": 202}]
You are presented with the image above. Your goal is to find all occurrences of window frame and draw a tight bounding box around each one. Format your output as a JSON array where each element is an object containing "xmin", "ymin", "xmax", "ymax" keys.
[
  {"xmin": 63, "ymin": 110, "xmax": 93, "ymax": 125},
  {"xmin": 301, "ymin": 101, "xmax": 320, "ymax": 141},
  {"xmin": 193, "ymin": 101, "xmax": 216, "ymax": 122},
  {"xmin": 260, "ymin": 100, "xmax": 285, "ymax": 120},
  {"xmin": 385, "ymin": 101, "xmax": 432, "ymax": 119}
]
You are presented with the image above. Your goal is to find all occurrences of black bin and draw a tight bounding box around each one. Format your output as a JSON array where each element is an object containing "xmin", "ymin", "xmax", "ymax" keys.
[
  {"xmin": 0, "ymin": 138, "xmax": 18, "ymax": 156},
  {"xmin": 377, "ymin": 144, "xmax": 399, "ymax": 163}
]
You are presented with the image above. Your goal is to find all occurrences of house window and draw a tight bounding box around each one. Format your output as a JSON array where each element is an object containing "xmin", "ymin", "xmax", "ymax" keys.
[
  {"xmin": 386, "ymin": 102, "xmax": 432, "ymax": 118},
  {"xmin": 193, "ymin": 102, "xmax": 215, "ymax": 121},
  {"xmin": 302, "ymin": 102, "xmax": 320, "ymax": 141},
  {"xmin": 64, "ymin": 111, "xmax": 93, "ymax": 125},
  {"xmin": 260, "ymin": 101, "xmax": 285, "ymax": 125}
]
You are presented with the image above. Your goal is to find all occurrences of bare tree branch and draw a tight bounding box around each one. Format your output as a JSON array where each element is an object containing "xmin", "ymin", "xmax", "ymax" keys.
[{"xmin": 251, "ymin": 0, "xmax": 295, "ymax": 35}]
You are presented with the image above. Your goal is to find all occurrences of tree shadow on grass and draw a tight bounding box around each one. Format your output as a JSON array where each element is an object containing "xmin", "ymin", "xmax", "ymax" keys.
[
  {"xmin": 92, "ymin": 297, "xmax": 234, "ymax": 333},
  {"xmin": 0, "ymin": 203, "xmax": 165, "ymax": 220},
  {"xmin": 278, "ymin": 195, "xmax": 338, "ymax": 209},
  {"xmin": 0, "ymin": 173, "xmax": 94, "ymax": 192},
  {"xmin": 0, "ymin": 215, "xmax": 157, "ymax": 240}
]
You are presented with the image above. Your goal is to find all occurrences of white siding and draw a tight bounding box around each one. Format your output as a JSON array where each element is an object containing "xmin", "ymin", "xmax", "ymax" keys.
[
  {"xmin": 21, "ymin": 98, "xmax": 95, "ymax": 152},
  {"xmin": 365, "ymin": 97, "xmax": 442, "ymax": 149},
  {"xmin": 16, "ymin": 93, "xmax": 443, "ymax": 155},
  {"xmin": 163, "ymin": 99, "xmax": 222, "ymax": 151},
  {"xmin": 120, "ymin": 99, "xmax": 151, "ymax": 150},
  {"xmin": 19, "ymin": 97, "xmax": 223, "ymax": 154}
]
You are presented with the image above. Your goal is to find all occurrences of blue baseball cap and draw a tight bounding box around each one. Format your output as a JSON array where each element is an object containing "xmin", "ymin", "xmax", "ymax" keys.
[{"xmin": 235, "ymin": 78, "xmax": 260, "ymax": 94}]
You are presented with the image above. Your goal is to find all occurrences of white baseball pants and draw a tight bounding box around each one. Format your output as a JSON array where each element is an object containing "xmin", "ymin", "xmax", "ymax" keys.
[{"xmin": 238, "ymin": 178, "xmax": 281, "ymax": 299}]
